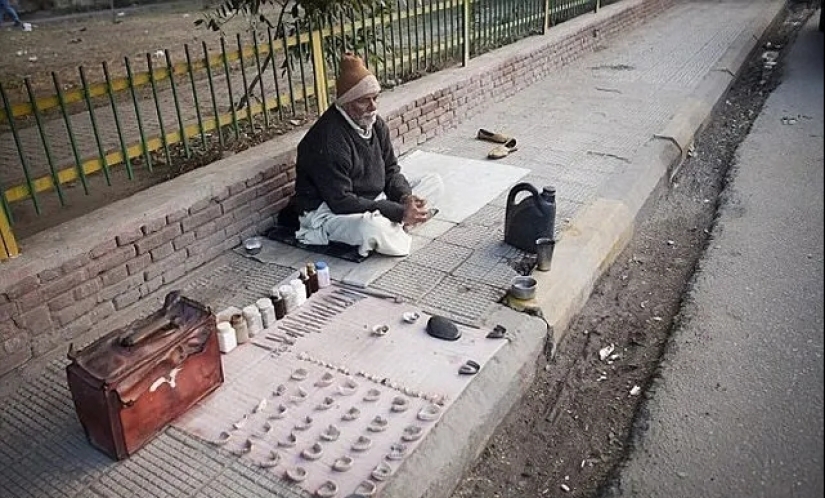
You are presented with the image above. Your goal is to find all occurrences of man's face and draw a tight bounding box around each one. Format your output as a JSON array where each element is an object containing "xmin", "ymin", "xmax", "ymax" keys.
[{"xmin": 344, "ymin": 92, "xmax": 379, "ymax": 129}]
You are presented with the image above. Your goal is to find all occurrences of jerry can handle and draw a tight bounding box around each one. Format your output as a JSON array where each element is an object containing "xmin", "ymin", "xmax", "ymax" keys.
[{"xmin": 506, "ymin": 183, "xmax": 540, "ymax": 220}]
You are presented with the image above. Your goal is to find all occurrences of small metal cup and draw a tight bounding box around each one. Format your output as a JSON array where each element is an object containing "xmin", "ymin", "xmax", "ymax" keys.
[{"xmin": 535, "ymin": 237, "xmax": 555, "ymax": 272}]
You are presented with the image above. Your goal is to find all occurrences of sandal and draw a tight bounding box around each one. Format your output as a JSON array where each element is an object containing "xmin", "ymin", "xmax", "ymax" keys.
[
  {"xmin": 487, "ymin": 138, "xmax": 518, "ymax": 159},
  {"xmin": 477, "ymin": 128, "xmax": 513, "ymax": 144},
  {"xmin": 486, "ymin": 325, "xmax": 506, "ymax": 339}
]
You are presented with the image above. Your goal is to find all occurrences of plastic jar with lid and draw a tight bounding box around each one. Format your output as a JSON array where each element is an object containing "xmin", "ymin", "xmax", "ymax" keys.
[
  {"xmin": 231, "ymin": 314, "xmax": 249, "ymax": 344},
  {"xmin": 256, "ymin": 298, "xmax": 276, "ymax": 328},
  {"xmin": 290, "ymin": 278, "xmax": 307, "ymax": 307},
  {"xmin": 217, "ymin": 322, "xmax": 238, "ymax": 353},
  {"xmin": 242, "ymin": 305, "xmax": 263, "ymax": 337},
  {"xmin": 279, "ymin": 284, "xmax": 297, "ymax": 314},
  {"xmin": 315, "ymin": 261, "xmax": 331, "ymax": 288}
]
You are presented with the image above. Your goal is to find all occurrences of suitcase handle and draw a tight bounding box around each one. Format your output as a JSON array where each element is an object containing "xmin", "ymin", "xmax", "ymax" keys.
[{"xmin": 120, "ymin": 292, "xmax": 182, "ymax": 347}]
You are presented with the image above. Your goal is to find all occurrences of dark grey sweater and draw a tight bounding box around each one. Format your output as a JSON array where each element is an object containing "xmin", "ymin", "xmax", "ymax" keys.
[{"xmin": 293, "ymin": 107, "xmax": 412, "ymax": 223}]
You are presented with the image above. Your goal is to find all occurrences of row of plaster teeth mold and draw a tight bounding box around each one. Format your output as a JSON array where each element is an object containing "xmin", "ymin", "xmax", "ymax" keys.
[
  {"xmin": 296, "ymin": 352, "xmax": 351, "ymax": 375},
  {"xmin": 352, "ymin": 368, "xmax": 448, "ymax": 403}
]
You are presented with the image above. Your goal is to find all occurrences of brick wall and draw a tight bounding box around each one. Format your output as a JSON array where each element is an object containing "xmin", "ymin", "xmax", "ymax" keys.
[
  {"xmin": 0, "ymin": 0, "xmax": 674, "ymax": 379},
  {"xmin": 0, "ymin": 160, "xmax": 295, "ymax": 377}
]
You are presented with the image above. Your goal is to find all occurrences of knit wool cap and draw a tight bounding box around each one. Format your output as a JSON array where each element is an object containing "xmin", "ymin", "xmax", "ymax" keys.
[{"xmin": 336, "ymin": 53, "xmax": 381, "ymax": 105}]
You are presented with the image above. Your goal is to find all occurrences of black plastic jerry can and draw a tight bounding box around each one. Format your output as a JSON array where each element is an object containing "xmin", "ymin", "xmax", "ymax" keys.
[{"xmin": 504, "ymin": 183, "xmax": 556, "ymax": 253}]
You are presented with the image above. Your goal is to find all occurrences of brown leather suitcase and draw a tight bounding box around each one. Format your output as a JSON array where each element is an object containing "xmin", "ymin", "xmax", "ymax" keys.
[{"xmin": 66, "ymin": 291, "xmax": 223, "ymax": 460}]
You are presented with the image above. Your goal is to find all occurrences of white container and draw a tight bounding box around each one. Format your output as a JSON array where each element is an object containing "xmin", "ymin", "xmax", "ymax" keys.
[
  {"xmin": 217, "ymin": 322, "xmax": 238, "ymax": 353},
  {"xmin": 231, "ymin": 314, "xmax": 249, "ymax": 344},
  {"xmin": 279, "ymin": 284, "xmax": 297, "ymax": 314},
  {"xmin": 243, "ymin": 305, "xmax": 263, "ymax": 337},
  {"xmin": 316, "ymin": 261, "xmax": 331, "ymax": 288},
  {"xmin": 256, "ymin": 298, "xmax": 276, "ymax": 328},
  {"xmin": 290, "ymin": 278, "xmax": 307, "ymax": 307}
]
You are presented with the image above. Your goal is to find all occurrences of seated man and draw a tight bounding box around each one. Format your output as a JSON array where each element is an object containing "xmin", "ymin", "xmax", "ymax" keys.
[{"xmin": 290, "ymin": 53, "xmax": 442, "ymax": 257}]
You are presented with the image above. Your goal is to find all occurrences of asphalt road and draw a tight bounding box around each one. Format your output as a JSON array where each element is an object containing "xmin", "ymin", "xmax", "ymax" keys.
[{"xmin": 608, "ymin": 11, "xmax": 824, "ymax": 498}]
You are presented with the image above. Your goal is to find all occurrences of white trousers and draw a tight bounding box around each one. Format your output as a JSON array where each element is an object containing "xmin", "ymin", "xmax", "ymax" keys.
[{"xmin": 295, "ymin": 173, "xmax": 443, "ymax": 257}]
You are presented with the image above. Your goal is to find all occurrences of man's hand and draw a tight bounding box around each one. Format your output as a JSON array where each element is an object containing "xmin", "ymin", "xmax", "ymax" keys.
[{"xmin": 402, "ymin": 195, "xmax": 429, "ymax": 228}]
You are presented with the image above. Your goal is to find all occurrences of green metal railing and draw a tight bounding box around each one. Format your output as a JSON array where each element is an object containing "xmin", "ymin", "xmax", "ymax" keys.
[{"xmin": 0, "ymin": 0, "xmax": 609, "ymax": 261}]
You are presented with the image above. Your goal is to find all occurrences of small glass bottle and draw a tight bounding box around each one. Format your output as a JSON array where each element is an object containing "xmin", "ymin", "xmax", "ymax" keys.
[
  {"xmin": 306, "ymin": 262, "xmax": 320, "ymax": 295},
  {"xmin": 273, "ymin": 293, "xmax": 287, "ymax": 319},
  {"xmin": 299, "ymin": 268, "xmax": 313, "ymax": 297},
  {"xmin": 316, "ymin": 261, "xmax": 331, "ymax": 288},
  {"xmin": 231, "ymin": 313, "xmax": 249, "ymax": 344}
]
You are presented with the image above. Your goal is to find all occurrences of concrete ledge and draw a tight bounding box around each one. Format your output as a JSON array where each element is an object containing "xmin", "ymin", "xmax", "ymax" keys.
[
  {"xmin": 658, "ymin": 0, "xmax": 785, "ymax": 165},
  {"xmin": 537, "ymin": 198, "xmax": 635, "ymax": 345},
  {"xmin": 380, "ymin": 306, "xmax": 548, "ymax": 498},
  {"xmin": 532, "ymin": 0, "xmax": 786, "ymax": 350}
]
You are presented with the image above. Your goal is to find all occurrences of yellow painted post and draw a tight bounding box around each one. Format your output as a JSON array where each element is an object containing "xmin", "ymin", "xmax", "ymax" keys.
[
  {"xmin": 462, "ymin": 0, "xmax": 470, "ymax": 66},
  {"xmin": 595, "ymin": 0, "xmax": 600, "ymax": 13},
  {"xmin": 544, "ymin": 0, "xmax": 551, "ymax": 33},
  {"xmin": 0, "ymin": 208, "xmax": 19, "ymax": 261},
  {"xmin": 310, "ymin": 29, "xmax": 329, "ymax": 113}
]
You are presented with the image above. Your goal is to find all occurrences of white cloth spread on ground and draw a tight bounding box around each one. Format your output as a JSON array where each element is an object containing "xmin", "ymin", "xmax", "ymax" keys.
[{"xmin": 295, "ymin": 172, "xmax": 444, "ymax": 257}]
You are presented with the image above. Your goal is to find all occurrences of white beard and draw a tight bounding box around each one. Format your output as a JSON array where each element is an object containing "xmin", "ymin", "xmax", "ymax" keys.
[{"xmin": 356, "ymin": 112, "xmax": 378, "ymax": 130}]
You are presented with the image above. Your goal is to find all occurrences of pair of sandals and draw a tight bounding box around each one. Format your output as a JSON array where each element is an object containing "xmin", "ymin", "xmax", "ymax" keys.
[{"xmin": 477, "ymin": 128, "xmax": 518, "ymax": 159}]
